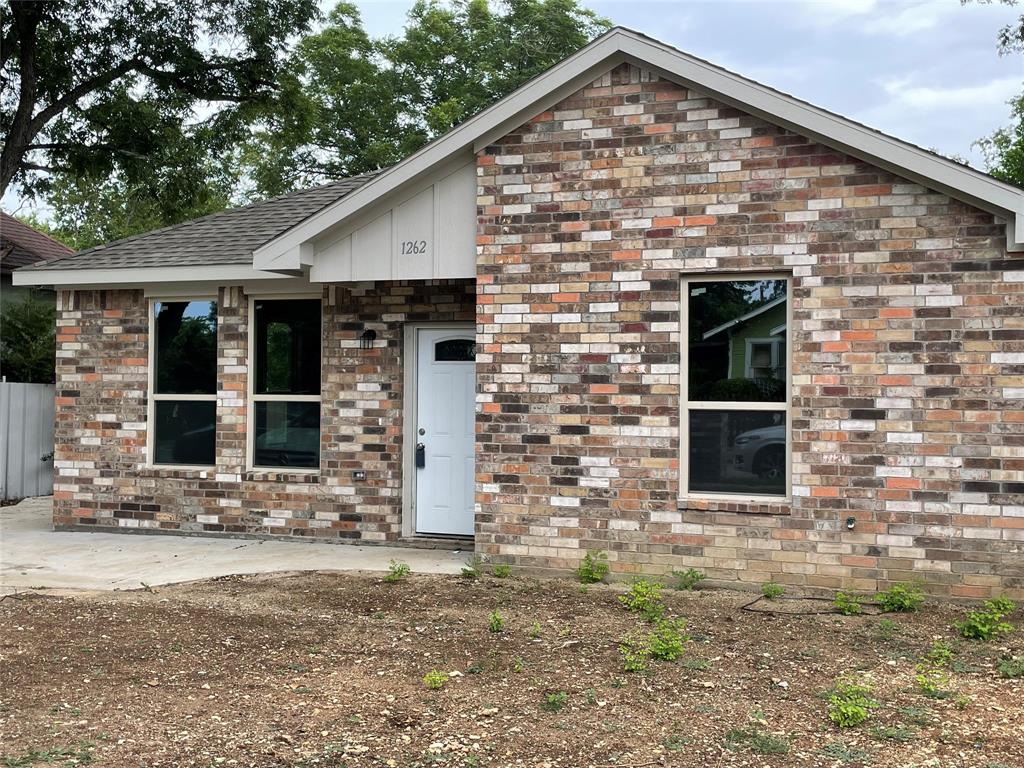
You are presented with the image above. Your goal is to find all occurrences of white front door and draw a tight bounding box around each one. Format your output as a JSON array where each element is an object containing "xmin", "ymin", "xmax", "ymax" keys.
[{"xmin": 414, "ymin": 327, "xmax": 476, "ymax": 536}]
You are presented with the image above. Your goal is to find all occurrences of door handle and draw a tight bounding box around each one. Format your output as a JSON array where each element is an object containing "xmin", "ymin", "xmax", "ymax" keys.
[{"xmin": 416, "ymin": 442, "xmax": 426, "ymax": 469}]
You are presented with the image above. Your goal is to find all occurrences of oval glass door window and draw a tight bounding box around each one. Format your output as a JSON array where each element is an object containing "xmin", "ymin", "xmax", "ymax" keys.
[{"xmin": 434, "ymin": 338, "xmax": 476, "ymax": 362}]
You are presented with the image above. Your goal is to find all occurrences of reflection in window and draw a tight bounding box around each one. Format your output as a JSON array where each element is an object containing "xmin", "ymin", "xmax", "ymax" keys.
[
  {"xmin": 683, "ymin": 278, "xmax": 789, "ymax": 497},
  {"xmin": 151, "ymin": 300, "xmax": 217, "ymax": 466},
  {"xmin": 251, "ymin": 298, "xmax": 322, "ymax": 469},
  {"xmin": 435, "ymin": 338, "xmax": 476, "ymax": 362}
]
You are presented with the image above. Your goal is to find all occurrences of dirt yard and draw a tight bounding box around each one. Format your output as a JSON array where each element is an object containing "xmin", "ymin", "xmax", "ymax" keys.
[{"xmin": 1, "ymin": 570, "xmax": 1021, "ymax": 767}]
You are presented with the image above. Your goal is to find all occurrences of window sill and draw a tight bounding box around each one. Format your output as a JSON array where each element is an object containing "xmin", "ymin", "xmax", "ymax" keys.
[
  {"xmin": 678, "ymin": 496, "xmax": 791, "ymax": 516},
  {"xmin": 243, "ymin": 470, "xmax": 321, "ymax": 484},
  {"xmin": 140, "ymin": 466, "xmax": 218, "ymax": 480}
]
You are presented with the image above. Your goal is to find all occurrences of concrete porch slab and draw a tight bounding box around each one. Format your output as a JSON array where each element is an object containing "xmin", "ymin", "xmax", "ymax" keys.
[{"xmin": 0, "ymin": 497, "xmax": 468, "ymax": 594}]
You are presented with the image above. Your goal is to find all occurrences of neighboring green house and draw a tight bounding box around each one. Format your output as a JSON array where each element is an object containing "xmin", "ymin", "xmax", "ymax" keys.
[{"xmin": 702, "ymin": 295, "xmax": 786, "ymax": 382}]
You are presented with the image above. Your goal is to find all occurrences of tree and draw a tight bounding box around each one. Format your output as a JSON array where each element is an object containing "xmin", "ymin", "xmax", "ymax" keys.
[
  {"xmin": 243, "ymin": 0, "xmax": 611, "ymax": 197},
  {"xmin": 0, "ymin": 291, "xmax": 55, "ymax": 383},
  {"xmin": 974, "ymin": 0, "xmax": 1024, "ymax": 184},
  {"xmin": 0, "ymin": 0, "xmax": 320, "ymax": 199}
]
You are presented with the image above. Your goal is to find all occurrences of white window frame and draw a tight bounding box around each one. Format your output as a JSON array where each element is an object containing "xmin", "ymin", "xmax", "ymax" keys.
[
  {"xmin": 744, "ymin": 337, "xmax": 785, "ymax": 381},
  {"xmin": 679, "ymin": 273, "xmax": 792, "ymax": 504},
  {"xmin": 246, "ymin": 293, "xmax": 322, "ymax": 473},
  {"xmin": 146, "ymin": 295, "xmax": 219, "ymax": 470}
]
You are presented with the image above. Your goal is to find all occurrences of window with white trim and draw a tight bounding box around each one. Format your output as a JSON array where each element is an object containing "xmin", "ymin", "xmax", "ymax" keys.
[
  {"xmin": 250, "ymin": 298, "xmax": 321, "ymax": 470},
  {"xmin": 151, "ymin": 299, "xmax": 217, "ymax": 466},
  {"xmin": 682, "ymin": 276, "xmax": 790, "ymax": 498}
]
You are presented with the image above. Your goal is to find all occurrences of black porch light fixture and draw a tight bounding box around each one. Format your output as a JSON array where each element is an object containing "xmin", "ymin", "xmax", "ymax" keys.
[{"xmin": 359, "ymin": 328, "xmax": 377, "ymax": 350}]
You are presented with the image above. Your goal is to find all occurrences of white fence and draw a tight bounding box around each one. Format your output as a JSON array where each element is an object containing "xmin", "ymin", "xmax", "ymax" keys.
[{"xmin": 0, "ymin": 381, "xmax": 55, "ymax": 500}]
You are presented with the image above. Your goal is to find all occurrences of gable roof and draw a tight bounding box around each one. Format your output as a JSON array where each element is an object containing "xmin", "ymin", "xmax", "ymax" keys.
[
  {"xmin": 18, "ymin": 173, "xmax": 378, "ymax": 277},
  {"xmin": 0, "ymin": 212, "xmax": 73, "ymax": 274},
  {"xmin": 253, "ymin": 26, "xmax": 1024, "ymax": 270},
  {"xmin": 702, "ymin": 295, "xmax": 787, "ymax": 340}
]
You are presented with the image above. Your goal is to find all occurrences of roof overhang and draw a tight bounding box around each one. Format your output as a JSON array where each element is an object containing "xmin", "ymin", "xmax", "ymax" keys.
[
  {"xmin": 254, "ymin": 26, "xmax": 1024, "ymax": 266},
  {"xmin": 12, "ymin": 263, "xmax": 290, "ymax": 288}
]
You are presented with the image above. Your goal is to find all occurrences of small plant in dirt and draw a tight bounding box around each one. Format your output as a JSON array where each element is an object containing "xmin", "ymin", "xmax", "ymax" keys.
[
  {"xmin": 672, "ymin": 568, "xmax": 706, "ymax": 591},
  {"xmin": 820, "ymin": 741, "xmax": 872, "ymax": 764},
  {"xmin": 923, "ymin": 638, "xmax": 955, "ymax": 666},
  {"xmin": 914, "ymin": 665, "xmax": 950, "ymax": 698},
  {"xmin": 683, "ymin": 657, "xmax": 710, "ymax": 671},
  {"xmin": 834, "ymin": 592, "xmax": 862, "ymax": 616},
  {"xmin": 827, "ymin": 678, "xmax": 879, "ymax": 727},
  {"xmin": 663, "ymin": 733, "xmax": 690, "ymax": 751},
  {"xmin": 870, "ymin": 724, "xmax": 916, "ymax": 742},
  {"xmin": 619, "ymin": 633, "xmax": 652, "ymax": 673},
  {"xmin": 461, "ymin": 556, "xmax": 483, "ymax": 580},
  {"xmin": 576, "ymin": 550, "xmax": 609, "ymax": 584},
  {"xmin": 618, "ymin": 579, "xmax": 665, "ymax": 621},
  {"xmin": 997, "ymin": 656, "xmax": 1024, "ymax": 678},
  {"xmin": 488, "ymin": 610, "xmax": 505, "ymax": 633},
  {"xmin": 761, "ymin": 581, "xmax": 785, "ymax": 600},
  {"xmin": 528, "ymin": 621, "xmax": 542, "ymax": 639},
  {"xmin": 955, "ymin": 597, "xmax": 1016, "ymax": 641},
  {"xmin": 725, "ymin": 727, "xmax": 790, "ymax": 755},
  {"xmin": 877, "ymin": 582, "xmax": 925, "ymax": 613},
  {"xmin": 384, "ymin": 560, "xmax": 410, "ymax": 583},
  {"xmin": 647, "ymin": 617, "xmax": 690, "ymax": 661},
  {"xmin": 422, "ymin": 670, "xmax": 448, "ymax": 690},
  {"xmin": 541, "ymin": 691, "xmax": 568, "ymax": 713},
  {"xmin": 491, "ymin": 563, "xmax": 512, "ymax": 578},
  {"xmin": 511, "ymin": 657, "xmax": 524, "ymax": 673}
]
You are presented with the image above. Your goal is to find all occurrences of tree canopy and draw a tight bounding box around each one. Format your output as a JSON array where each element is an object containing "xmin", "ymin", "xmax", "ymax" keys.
[{"xmin": 975, "ymin": 0, "xmax": 1024, "ymax": 185}]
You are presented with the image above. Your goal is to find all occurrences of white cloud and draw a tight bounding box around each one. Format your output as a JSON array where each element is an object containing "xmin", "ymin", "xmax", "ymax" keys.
[{"xmin": 880, "ymin": 75, "xmax": 1020, "ymax": 110}]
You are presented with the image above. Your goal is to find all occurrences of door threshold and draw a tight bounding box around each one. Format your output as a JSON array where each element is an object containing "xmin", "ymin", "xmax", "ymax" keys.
[{"xmin": 400, "ymin": 535, "xmax": 473, "ymax": 551}]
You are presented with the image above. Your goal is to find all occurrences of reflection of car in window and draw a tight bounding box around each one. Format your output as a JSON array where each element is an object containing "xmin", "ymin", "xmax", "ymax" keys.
[
  {"xmin": 732, "ymin": 425, "xmax": 785, "ymax": 480},
  {"xmin": 254, "ymin": 408, "xmax": 320, "ymax": 467}
]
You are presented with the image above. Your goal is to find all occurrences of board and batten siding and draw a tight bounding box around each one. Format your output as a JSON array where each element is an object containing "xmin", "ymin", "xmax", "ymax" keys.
[{"xmin": 310, "ymin": 161, "xmax": 477, "ymax": 283}]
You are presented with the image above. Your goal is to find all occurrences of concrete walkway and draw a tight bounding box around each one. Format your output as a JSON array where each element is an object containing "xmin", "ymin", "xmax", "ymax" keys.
[{"xmin": 0, "ymin": 497, "xmax": 467, "ymax": 594}]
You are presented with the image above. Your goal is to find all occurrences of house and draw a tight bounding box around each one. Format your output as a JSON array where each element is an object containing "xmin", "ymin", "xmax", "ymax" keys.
[
  {"xmin": 14, "ymin": 28, "xmax": 1024, "ymax": 598},
  {"xmin": 1, "ymin": 211, "xmax": 72, "ymax": 308}
]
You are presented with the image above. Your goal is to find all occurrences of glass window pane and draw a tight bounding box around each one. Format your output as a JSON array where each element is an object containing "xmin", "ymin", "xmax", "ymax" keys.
[
  {"xmin": 153, "ymin": 400, "xmax": 215, "ymax": 465},
  {"xmin": 688, "ymin": 279, "xmax": 787, "ymax": 402},
  {"xmin": 154, "ymin": 300, "xmax": 217, "ymax": 394},
  {"xmin": 254, "ymin": 299, "xmax": 321, "ymax": 395},
  {"xmin": 688, "ymin": 410, "xmax": 785, "ymax": 496},
  {"xmin": 435, "ymin": 338, "xmax": 476, "ymax": 362},
  {"xmin": 254, "ymin": 401, "xmax": 320, "ymax": 469}
]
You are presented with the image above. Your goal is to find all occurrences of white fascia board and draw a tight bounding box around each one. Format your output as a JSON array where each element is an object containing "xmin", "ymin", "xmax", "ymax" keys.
[
  {"xmin": 253, "ymin": 27, "xmax": 1024, "ymax": 262},
  {"xmin": 12, "ymin": 263, "xmax": 291, "ymax": 288}
]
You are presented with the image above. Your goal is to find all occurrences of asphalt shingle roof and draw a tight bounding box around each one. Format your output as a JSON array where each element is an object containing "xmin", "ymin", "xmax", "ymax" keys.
[
  {"xmin": 20, "ymin": 173, "xmax": 379, "ymax": 273},
  {"xmin": 1, "ymin": 212, "xmax": 74, "ymax": 273}
]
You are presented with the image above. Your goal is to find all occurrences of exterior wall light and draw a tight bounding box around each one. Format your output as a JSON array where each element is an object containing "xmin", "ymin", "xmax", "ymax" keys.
[{"xmin": 359, "ymin": 329, "xmax": 377, "ymax": 350}]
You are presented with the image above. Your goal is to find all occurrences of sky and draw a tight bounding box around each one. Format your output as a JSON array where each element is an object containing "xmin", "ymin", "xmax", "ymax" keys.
[{"xmin": 5, "ymin": 0, "xmax": 1023, "ymax": 219}]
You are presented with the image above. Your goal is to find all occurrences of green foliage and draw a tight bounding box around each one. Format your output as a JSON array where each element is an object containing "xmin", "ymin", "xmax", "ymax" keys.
[
  {"xmin": 618, "ymin": 579, "xmax": 665, "ymax": 621},
  {"xmin": 827, "ymin": 679, "xmax": 879, "ymax": 728},
  {"xmin": 998, "ymin": 656, "xmax": 1024, "ymax": 678},
  {"xmin": 924, "ymin": 639, "xmax": 955, "ymax": 667},
  {"xmin": 914, "ymin": 666, "xmax": 949, "ymax": 698},
  {"xmin": 540, "ymin": 691, "xmax": 568, "ymax": 713},
  {"xmin": 384, "ymin": 560, "xmax": 410, "ymax": 583},
  {"xmin": 819, "ymin": 740, "xmax": 872, "ymax": 764},
  {"xmin": 576, "ymin": 550, "xmax": 609, "ymax": 584},
  {"xmin": 955, "ymin": 598, "xmax": 1016, "ymax": 641},
  {"xmin": 618, "ymin": 634, "xmax": 651, "ymax": 673},
  {"xmin": 672, "ymin": 568, "xmax": 706, "ymax": 591},
  {"xmin": 725, "ymin": 727, "xmax": 790, "ymax": 755},
  {"xmin": 761, "ymin": 581, "xmax": 786, "ymax": 600},
  {"xmin": 875, "ymin": 618, "xmax": 899, "ymax": 641},
  {"xmin": 491, "ymin": 563, "xmax": 512, "ymax": 578},
  {"xmin": 461, "ymin": 555, "xmax": 483, "ymax": 580},
  {"xmin": 528, "ymin": 621, "xmax": 542, "ymax": 640},
  {"xmin": 242, "ymin": 0, "xmax": 611, "ymax": 196},
  {"xmin": 647, "ymin": 617, "xmax": 689, "ymax": 661},
  {"xmin": 0, "ymin": 292, "xmax": 56, "ymax": 383},
  {"xmin": 877, "ymin": 583, "xmax": 925, "ymax": 613},
  {"xmin": 422, "ymin": 669, "xmax": 447, "ymax": 690},
  {"xmin": 488, "ymin": 609, "xmax": 505, "ymax": 633},
  {"xmin": 833, "ymin": 592, "xmax": 862, "ymax": 616},
  {"xmin": 869, "ymin": 725, "xmax": 916, "ymax": 743}
]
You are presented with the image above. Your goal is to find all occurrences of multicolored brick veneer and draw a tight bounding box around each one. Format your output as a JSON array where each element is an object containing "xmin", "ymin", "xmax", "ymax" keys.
[
  {"xmin": 52, "ymin": 280, "xmax": 475, "ymax": 542},
  {"xmin": 475, "ymin": 63, "xmax": 1024, "ymax": 598}
]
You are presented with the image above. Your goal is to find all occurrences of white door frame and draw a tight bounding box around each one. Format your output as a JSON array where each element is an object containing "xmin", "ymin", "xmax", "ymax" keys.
[{"xmin": 401, "ymin": 322, "xmax": 476, "ymax": 538}]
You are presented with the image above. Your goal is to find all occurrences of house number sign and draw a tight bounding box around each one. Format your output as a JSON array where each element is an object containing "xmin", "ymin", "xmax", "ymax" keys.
[{"xmin": 401, "ymin": 240, "xmax": 428, "ymax": 255}]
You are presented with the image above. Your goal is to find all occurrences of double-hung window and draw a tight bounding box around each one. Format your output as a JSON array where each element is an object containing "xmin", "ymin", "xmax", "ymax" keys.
[
  {"xmin": 150, "ymin": 299, "xmax": 218, "ymax": 466},
  {"xmin": 250, "ymin": 298, "xmax": 322, "ymax": 470},
  {"xmin": 681, "ymin": 276, "xmax": 790, "ymax": 499}
]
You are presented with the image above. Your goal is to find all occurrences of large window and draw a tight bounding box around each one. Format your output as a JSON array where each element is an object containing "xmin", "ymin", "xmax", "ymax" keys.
[
  {"xmin": 250, "ymin": 298, "xmax": 321, "ymax": 470},
  {"xmin": 150, "ymin": 299, "xmax": 217, "ymax": 466},
  {"xmin": 682, "ymin": 276, "xmax": 790, "ymax": 499}
]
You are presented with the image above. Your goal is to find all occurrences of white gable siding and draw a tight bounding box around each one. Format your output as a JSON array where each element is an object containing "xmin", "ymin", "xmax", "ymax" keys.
[{"xmin": 310, "ymin": 161, "xmax": 476, "ymax": 283}]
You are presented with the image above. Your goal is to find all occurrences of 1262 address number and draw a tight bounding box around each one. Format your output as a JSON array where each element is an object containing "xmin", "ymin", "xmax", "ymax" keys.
[{"xmin": 401, "ymin": 240, "xmax": 428, "ymax": 255}]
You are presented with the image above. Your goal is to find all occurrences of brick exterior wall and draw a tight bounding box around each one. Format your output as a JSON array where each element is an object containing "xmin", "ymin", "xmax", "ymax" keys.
[
  {"xmin": 52, "ymin": 280, "xmax": 475, "ymax": 541},
  {"xmin": 475, "ymin": 63, "xmax": 1024, "ymax": 598}
]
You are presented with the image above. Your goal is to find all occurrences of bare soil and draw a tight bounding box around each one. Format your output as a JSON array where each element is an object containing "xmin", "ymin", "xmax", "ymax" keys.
[{"xmin": 1, "ymin": 571, "xmax": 1022, "ymax": 767}]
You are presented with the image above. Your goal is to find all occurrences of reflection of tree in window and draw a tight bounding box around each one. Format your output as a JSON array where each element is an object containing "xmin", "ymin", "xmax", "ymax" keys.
[
  {"xmin": 264, "ymin": 322, "xmax": 292, "ymax": 393},
  {"xmin": 155, "ymin": 301, "xmax": 216, "ymax": 395}
]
